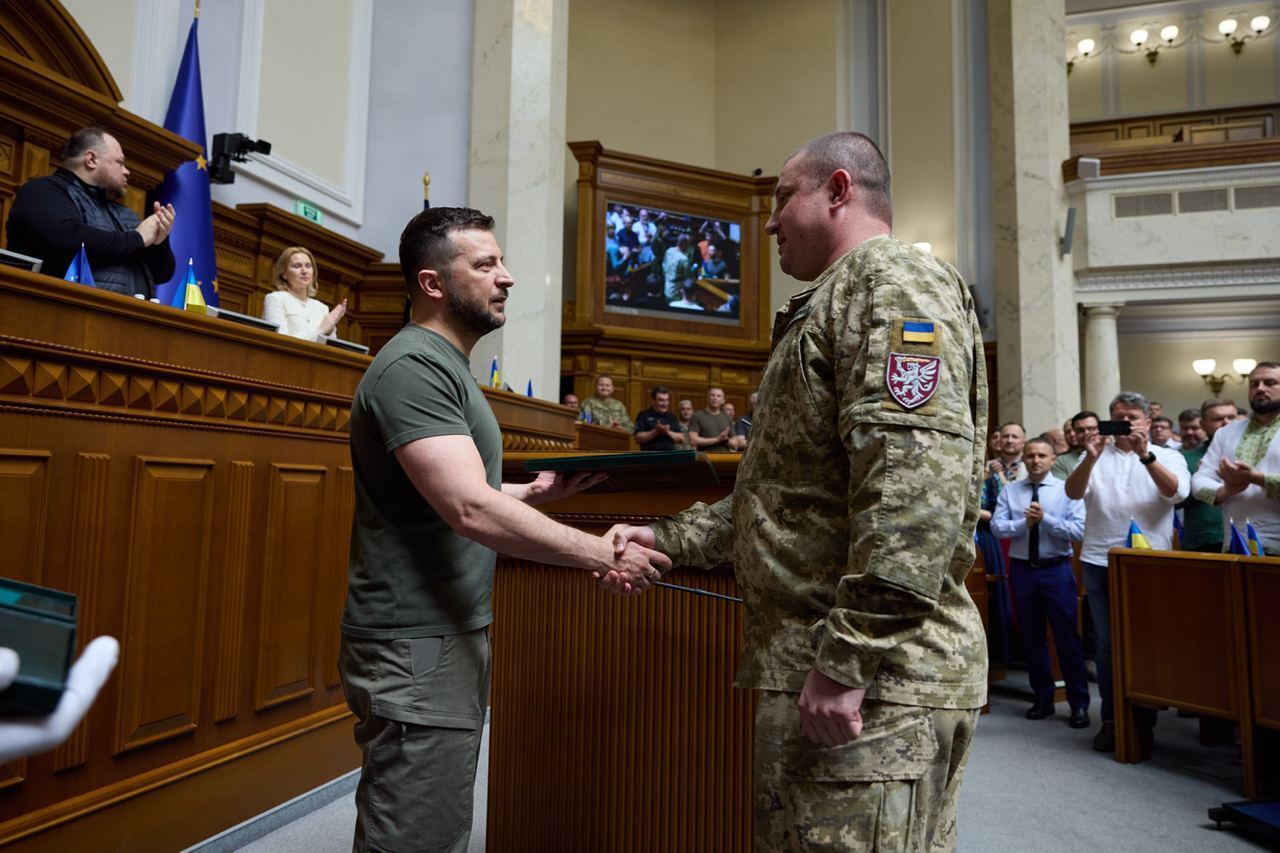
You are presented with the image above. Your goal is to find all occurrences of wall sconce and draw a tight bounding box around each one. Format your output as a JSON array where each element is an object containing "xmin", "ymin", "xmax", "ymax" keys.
[
  {"xmin": 1217, "ymin": 15, "xmax": 1273, "ymax": 53},
  {"xmin": 1067, "ymin": 37, "xmax": 1096, "ymax": 73},
  {"xmin": 1193, "ymin": 357, "xmax": 1257, "ymax": 394},
  {"xmin": 1129, "ymin": 24, "xmax": 1179, "ymax": 64}
]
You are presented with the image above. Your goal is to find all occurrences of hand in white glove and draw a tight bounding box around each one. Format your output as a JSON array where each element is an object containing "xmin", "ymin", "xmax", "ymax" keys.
[{"xmin": 0, "ymin": 636, "xmax": 119, "ymax": 765}]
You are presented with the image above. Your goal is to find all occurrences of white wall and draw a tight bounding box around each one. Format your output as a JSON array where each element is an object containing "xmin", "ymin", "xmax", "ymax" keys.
[
  {"xmin": 1119, "ymin": 329, "xmax": 1280, "ymax": 416},
  {"xmin": 360, "ymin": 0, "xmax": 474, "ymax": 259}
]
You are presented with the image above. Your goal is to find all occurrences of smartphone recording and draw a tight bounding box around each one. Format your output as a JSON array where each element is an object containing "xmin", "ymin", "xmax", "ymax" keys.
[{"xmin": 1098, "ymin": 420, "xmax": 1132, "ymax": 436}]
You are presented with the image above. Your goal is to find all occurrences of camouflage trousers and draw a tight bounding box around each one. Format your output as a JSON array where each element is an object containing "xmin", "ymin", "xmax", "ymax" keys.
[{"xmin": 754, "ymin": 690, "xmax": 979, "ymax": 852}]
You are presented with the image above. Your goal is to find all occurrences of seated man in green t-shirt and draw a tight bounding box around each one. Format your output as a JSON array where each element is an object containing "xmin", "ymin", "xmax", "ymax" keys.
[
  {"xmin": 687, "ymin": 386, "xmax": 734, "ymax": 452},
  {"xmin": 340, "ymin": 207, "xmax": 669, "ymax": 853}
]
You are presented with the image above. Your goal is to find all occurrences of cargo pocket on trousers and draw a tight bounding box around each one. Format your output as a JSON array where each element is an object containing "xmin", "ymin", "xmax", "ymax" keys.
[
  {"xmin": 783, "ymin": 700, "xmax": 939, "ymax": 782},
  {"xmin": 370, "ymin": 633, "xmax": 485, "ymax": 731}
]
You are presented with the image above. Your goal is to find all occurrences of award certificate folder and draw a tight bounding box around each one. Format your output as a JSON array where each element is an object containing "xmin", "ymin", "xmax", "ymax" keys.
[{"xmin": 524, "ymin": 450, "xmax": 719, "ymax": 493}]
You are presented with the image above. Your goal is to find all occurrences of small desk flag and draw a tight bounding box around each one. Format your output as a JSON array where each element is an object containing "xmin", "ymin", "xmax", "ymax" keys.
[
  {"xmin": 1228, "ymin": 519, "xmax": 1251, "ymax": 555},
  {"xmin": 1126, "ymin": 519, "xmax": 1151, "ymax": 549},
  {"xmin": 526, "ymin": 379, "xmax": 533, "ymax": 397},
  {"xmin": 1246, "ymin": 519, "xmax": 1263, "ymax": 556},
  {"xmin": 154, "ymin": 16, "xmax": 219, "ymax": 309},
  {"xmin": 179, "ymin": 259, "xmax": 208, "ymax": 314},
  {"xmin": 63, "ymin": 243, "xmax": 95, "ymax": 287},
  {"xmin": 489, "ymin": 356, "xmax": 500, "ymax": 389}
]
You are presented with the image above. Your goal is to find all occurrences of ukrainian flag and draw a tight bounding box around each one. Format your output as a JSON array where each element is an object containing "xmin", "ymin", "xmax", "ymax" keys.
[
  {"xmin": 1228, "ymin": 519, "xmax": 1251, "ymax": 555},
  {"xmin": 903, "ymin": 321, "xmax": 935, "ymax": 343},
  {"xmin": 489, "ymin": 356, "xmax": 501, "ymax": 389},
  {"xmin": 1126, "ymin": 519, "xmax": 1151, "ymax": 549},
  {"xmin": 1246, "ymin": 519, "xmax": 1264, "ymax": 556}
]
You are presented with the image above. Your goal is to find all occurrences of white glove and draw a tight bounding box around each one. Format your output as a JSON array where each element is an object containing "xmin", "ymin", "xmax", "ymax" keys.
[{"xmin": 0, "ymin": 636, "xmax": 119, "ymax": 765}]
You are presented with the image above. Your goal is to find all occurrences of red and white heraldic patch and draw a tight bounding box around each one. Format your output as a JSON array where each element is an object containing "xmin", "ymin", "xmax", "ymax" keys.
[{"xmin": 886, "ymin": 353, "xmax": 940, "ymax": 409}]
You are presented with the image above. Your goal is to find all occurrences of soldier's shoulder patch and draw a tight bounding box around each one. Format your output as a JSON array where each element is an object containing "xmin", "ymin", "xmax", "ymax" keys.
[
  {"xmin": 886, "ymin": 353, "xmax": 940, "ymax": 410},
  {"xmin": 890, "ymin": 317, "xmax": 942, "ymax": 356}
]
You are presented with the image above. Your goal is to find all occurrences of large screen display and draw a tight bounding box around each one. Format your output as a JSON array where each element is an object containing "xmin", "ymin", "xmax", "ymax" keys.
[{"xmin": 602, "ymin": 202, "xmax": 742, "ymax": 324}]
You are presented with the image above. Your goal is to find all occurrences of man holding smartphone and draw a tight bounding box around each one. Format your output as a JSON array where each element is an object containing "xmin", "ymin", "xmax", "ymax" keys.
[{"xmin": 1065, "ymin": 391, "xmax": 1190, "ymax": 753}]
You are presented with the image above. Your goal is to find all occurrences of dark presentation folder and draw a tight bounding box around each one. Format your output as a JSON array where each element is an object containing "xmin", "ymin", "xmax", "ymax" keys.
[{"xmin": 523, "ymin": 450, "xmax": 720, "ymax": 493}]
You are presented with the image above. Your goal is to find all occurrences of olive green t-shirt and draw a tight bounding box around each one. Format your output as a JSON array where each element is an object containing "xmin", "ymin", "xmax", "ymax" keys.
[
  {"xmin": 689, "ymin": 409, "xmax": 733, "ymax": 451},
  {"xmin": 342, "ymin": 325, "xmax": 502, "ymax": 639}
]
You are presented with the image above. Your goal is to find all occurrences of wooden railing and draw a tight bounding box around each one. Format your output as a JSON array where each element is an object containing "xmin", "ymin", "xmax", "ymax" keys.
[{"xmin": 1062, "ymin": 135, "xmax": 1280, "ymax": 182}]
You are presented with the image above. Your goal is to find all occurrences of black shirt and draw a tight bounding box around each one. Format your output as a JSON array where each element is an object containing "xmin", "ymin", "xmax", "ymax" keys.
[
  {"xmin": 6, "ymin": 168, "xmax": 174, "ymax": 295},
  {"xmin": 634, "ymin": 408, "xmax": 686, "ymax": 451}
]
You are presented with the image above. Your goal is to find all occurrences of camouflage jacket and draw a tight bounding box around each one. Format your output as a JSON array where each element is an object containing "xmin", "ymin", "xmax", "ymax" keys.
[
  {"xmin": 652, "ymin": 235, "xmax": 989, "ymax": 708},
  {"xmin": 578, "ymin": 395, "xmax": 633, "ymax": 431}
]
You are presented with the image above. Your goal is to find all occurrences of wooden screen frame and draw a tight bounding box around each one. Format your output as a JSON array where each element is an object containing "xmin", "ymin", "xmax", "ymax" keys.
[{"xmin": 568, "ymin": 141, "xmax": 775, "ymax": 349}]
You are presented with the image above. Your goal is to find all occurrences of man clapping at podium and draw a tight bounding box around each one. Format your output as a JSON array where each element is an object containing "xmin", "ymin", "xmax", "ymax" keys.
[{"xmin": 6, "ymin": 126, "xmax": 176, "ymax": 298}]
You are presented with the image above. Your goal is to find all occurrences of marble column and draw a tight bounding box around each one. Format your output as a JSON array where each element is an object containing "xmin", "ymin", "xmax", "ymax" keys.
[
  {"xmin": 1082, "ymin": 304, "xmax": 1123, "ymax": 415},
  {"xmin": 466, "ymin": 0, "xmax": 568, "ymax": 400},
  {"xmin": 987, "ymin": 0, "xmax": 1080, "ymax": 431}
]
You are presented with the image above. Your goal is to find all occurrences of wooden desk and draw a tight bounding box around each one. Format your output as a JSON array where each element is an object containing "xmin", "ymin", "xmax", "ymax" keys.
[
  {"xmin": 1109, "ymin": 549, "xmax": 1279, "ymax": 797},
  {"xmin": 0, "ymin": 268, "xmax": 366, "ymax": 849}
]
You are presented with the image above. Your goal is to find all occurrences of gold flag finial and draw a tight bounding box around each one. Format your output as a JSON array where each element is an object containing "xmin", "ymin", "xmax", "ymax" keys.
[
  {"xmin": 194, "ymin": 0, "xmax": 200, "ymax": 18},
  {"xmin": 422, "ymin": 171, "xmax": 432, "ymax": 201}
]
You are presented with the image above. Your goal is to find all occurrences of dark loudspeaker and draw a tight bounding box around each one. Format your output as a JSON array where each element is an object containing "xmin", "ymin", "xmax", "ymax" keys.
[{"xmin": 1060, "ymin": 206, "xmax": 1076, "ymax": 257}]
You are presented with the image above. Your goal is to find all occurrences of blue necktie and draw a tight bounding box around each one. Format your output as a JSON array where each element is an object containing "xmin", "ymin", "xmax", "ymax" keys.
[{"xmin": 1029, "ymin": 482, "xmax": 1041, "ymax": 564}]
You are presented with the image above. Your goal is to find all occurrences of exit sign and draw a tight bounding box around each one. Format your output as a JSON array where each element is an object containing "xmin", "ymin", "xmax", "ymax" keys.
[{"xmin": 293, "ymin": 200, "xmax": 324, "ymax": 225}]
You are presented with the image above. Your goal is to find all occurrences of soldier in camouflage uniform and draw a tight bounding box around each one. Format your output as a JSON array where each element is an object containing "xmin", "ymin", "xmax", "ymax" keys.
[
  {"xmin": 578, "ymin": 374, "xmax": 634, "ymax": 430},
  {"xmin": 610, "ymin": 132, "xmax": 988, "ymax": 851}
]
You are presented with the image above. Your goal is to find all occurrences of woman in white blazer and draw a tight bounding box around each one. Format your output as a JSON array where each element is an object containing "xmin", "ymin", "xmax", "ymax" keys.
[{"xmin": 262, "ymin": 246, "xmax": 346, "ymax": 342}]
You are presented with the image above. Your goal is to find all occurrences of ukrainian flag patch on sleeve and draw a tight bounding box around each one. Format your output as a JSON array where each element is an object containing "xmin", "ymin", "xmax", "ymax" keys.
[{"xmin": 902, "ymin": 321, "xmax": 935, "ymax": 344}]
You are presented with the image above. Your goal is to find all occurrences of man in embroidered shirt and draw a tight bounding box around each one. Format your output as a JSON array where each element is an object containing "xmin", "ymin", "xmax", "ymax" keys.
[
  {"xmin": 1191, "ymin": 362, "xmax": 1280, "ymax": 555},
  {"xmin": 607, "ymin": 131, "xmax": 987, "ymax": 851},
  {"xmin": 992, "ymin": 437, "xmax": 1088, "ymax": 727},
  {"xmin": 994, "ymin": 422, "xmax": 1029, "ymax": 483},
  {"xmin": 1065, "ymin": 391, "xmax": 1190, "ymax": 753}
]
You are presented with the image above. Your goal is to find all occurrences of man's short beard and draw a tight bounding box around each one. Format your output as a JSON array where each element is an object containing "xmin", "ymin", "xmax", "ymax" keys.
[
  {"xmin": 1251, "ymin": 396, "xmax": 1280, "ymax": 414},
  {"xmin": 445, "ymin": 283, "xmax": 504, "ymax": 337}
]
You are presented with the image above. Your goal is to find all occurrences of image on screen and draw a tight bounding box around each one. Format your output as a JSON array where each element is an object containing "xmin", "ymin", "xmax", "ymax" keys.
[{"xmin": 602, "ymin": 202, "xmax": 742, "ymax": 324}]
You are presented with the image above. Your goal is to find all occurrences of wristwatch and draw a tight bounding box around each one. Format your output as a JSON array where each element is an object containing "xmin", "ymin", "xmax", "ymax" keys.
[{"xmin": 1139, "ymin": 452, "xmax": 1157, "ymax": 466}]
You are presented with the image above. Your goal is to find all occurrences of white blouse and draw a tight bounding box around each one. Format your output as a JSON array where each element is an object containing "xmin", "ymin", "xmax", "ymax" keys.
[{"xmin": 262, "ymin": 290, "xmax": 333, "ymax": 343}]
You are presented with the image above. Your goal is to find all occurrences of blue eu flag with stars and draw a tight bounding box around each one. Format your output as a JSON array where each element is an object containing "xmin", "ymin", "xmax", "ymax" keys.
[
  {"xmin": 154, "ymin": 17, "xmax": 218, "ymax": 309},
  {"xmin": 63, "ymin": 243, "xmax": 95, "ymax": 288}
]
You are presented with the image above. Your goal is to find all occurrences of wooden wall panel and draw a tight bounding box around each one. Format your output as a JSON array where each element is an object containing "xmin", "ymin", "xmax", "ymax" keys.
[
  {"xmin": 1246, "ymin": 564, "xmax": 1280, "ymax": 731},
  {"xmin": 324, "ymin": 466, "xmax": 355, "ymax": 689},
  {"xmin": 51, "ymin": 452, "xmax": 110, "ymax": 772},
  {"xmin": 115, "ymin": 457, "xmax": 215, "ymax": 754},
  {"xmin": 254, "ymin": 465, "xmax": 326, "ymax": 710},
  {"xmin": 1115, "ymin": 555, "xmax": 1241, "ymax": 716},
  {"xmin": 213, "ymin": 461, "xmax": 255, "ymax": 722},
  {"xmin": 0, "ymin": 449, "xmax": 50, "ymax": 584}
]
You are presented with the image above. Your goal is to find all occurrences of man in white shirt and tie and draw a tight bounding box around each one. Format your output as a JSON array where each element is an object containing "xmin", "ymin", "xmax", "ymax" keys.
[{"xmin": 993, "ymin": 437, "xmax": 1089, "ymax": 728}]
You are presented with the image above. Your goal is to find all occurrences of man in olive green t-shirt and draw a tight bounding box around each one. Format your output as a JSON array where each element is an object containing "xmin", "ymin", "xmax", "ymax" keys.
[
  {"xmin": 687, "ymin": 386, "xmax": 734, "ymax": 451},
  {"xmin": 339, "ymin": 207, "xmax": 668, "ymax": 853}
]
